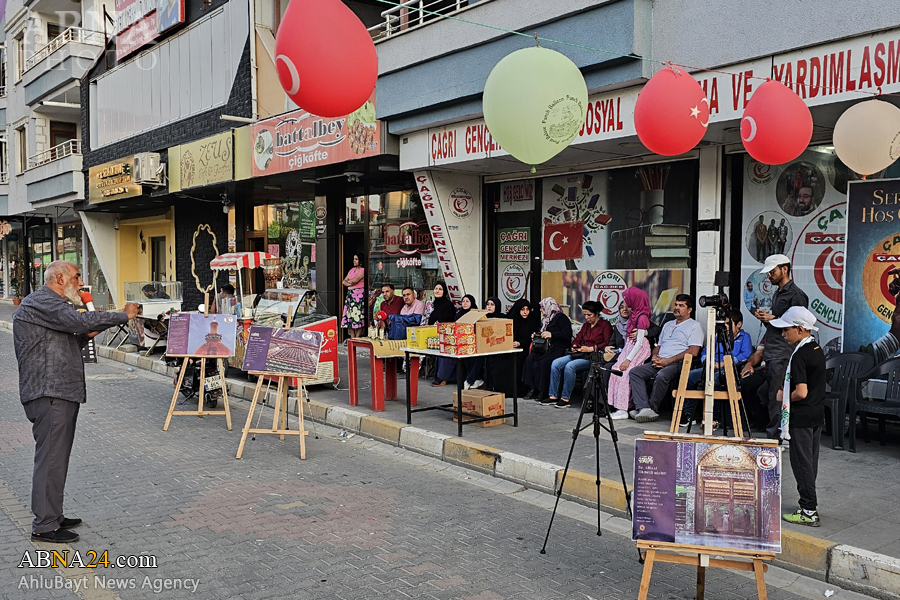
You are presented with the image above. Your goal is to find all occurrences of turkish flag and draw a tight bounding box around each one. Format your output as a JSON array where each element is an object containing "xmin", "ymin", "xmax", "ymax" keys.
[{"xmin": 544, "ymin": 221, "xmax": 583, "ymax": 261}]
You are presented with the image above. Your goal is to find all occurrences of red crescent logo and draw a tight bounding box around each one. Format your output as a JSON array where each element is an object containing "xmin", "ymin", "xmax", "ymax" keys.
[
  {"xmin": 813, "ymin": 246, "xmax": 844, "ymax": 303},
  {"xmin": 506, "ymin": 277, "xmax": 519, "ymax": 295}
]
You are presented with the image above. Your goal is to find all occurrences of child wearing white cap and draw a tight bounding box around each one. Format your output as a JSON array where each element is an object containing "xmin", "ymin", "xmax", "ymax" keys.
[{"xmin": 769, "ymin": 306, "xmax": 826, "ymax": 527}]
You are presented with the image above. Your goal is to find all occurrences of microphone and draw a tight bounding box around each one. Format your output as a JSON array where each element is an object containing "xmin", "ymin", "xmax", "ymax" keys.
[{"xmin": 80, "ymin": 291, "xmax": 95, "ymax": 312}]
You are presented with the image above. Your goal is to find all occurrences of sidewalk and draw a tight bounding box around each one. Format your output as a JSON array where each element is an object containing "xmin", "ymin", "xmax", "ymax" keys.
[{"xmin": 2, "ymin": 302, "xmax": 899, "ymax": 599}]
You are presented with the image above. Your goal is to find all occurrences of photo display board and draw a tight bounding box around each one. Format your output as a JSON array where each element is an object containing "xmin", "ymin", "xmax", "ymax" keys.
[
  {"xmin": 166, "ymin": 314, "xmax": 237, "ymax": 357},
  {"xmin": 633, "ymin": 439, "xmax": 781, "ymax": 553},
  {"xmin": 242, "ymin": 326, "xmax": 323, "ymax": 376}
]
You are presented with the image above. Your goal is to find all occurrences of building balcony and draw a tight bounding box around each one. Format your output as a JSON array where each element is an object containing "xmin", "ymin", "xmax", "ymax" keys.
[
  {"xmin": 368, "ymin": 0, "xmax": 487, "ymax": 40},
  {"xmin": 23, "ymin": 140, "xmax": 84, "ymax": 206},
  {"xmin": 22, "ymin": 27, "xmax": 104, "ymax": 108}
]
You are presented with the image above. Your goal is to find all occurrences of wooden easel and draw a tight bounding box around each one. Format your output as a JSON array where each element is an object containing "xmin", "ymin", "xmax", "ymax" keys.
[
  {"xmin": 671, "ymin": 354, "xmax": 744, "ymax": 437},
  {"xmin": 235, "ymin": 305, "xmax": 309, "ymax": 459},
  {"xmin": 638, "ymin": 540, "xmax": 773, "ymax": 600},
  {"xmin": 163, "ymin": 294, "xmax": 233, "ymax": 431},
  {"xmin": 235, "ymin": 371, "xmax": 309, "ymax": 459}
]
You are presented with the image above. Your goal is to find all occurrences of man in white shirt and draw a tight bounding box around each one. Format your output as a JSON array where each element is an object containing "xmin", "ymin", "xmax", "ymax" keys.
[{"xmin": 628, "ymin": 294, "xmax": 705, "ymax": 423}]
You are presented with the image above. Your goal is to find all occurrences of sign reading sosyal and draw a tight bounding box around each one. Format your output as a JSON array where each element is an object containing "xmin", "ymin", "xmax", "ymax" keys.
[{"xmin": 89, "ymin": 157, "xmax": 143, "ymax": 205}]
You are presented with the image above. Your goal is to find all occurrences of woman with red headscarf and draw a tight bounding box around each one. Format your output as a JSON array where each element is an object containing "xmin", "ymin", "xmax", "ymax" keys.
[{"xmin": 608, "ymin": 287, "xmax": 653, "ymax": 419}]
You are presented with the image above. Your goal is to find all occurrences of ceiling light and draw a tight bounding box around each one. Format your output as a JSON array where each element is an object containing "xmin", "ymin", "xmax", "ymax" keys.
[
  {"xmin": 302, "ymin": 179, "xmax": 319, "ymax": 185},
  {"xmin": 378, "ymin": 165, "xmax": 399, "ymax": 172}
]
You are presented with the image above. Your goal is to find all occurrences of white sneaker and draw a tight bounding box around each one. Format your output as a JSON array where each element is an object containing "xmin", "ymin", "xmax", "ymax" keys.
[
  {"xmin": 610, "ymin": 410, "xmax": 629, "ymax": 420},
  {"xmin": 464, "ymin": 381, "xmax": 471, "ymax": 390},
  {"xmin": 471, "ymin": 379, "xmax": 484, "ymax": 389},
  {"xmin": 635, "ymin": 408, "xmax": 659, "ymax": 423},
  {"xmin": 628, "ymin": 410, "xmax": 639, "ymax": 419}
]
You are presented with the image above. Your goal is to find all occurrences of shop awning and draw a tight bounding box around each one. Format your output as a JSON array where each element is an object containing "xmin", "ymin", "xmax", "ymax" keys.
[{"xmin": 210, "ymin": 252, "xmax": 279, "ymax": 270}]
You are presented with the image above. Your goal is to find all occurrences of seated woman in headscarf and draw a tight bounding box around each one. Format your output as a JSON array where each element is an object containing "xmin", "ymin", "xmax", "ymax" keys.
[
  {"xmin": 522, "ymin": 297, "xmax": 572, "ymax": 401},
  {"xmin": 545, "ymin": 300, "xmax": 612, "ymax": 409},
  {"xmin": 486, "ymin": 298, "xmax": 540, "ymax": 395},
  {"xmin": 433, "ymin": 294, "xmax": 479, "ymax": 387},
  {"xmin": 607, "ymin": 287, "xmax": 653, "ymax": 420}
]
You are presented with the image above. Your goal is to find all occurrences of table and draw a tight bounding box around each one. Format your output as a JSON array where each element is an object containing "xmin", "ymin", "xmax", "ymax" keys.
[
  {"xmin": 401, "ymin": 347, "xmax": 522, "ymax": 437},
  {"xmin": 347, "ymin": 338, "xmax": 418, "ymax": 411}
]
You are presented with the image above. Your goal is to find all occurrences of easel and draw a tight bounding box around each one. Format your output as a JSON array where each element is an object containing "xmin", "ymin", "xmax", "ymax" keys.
[
  {"xmin": 637, "ymin": 540, "xmax": 773, "ymax": 600},
  {"xmin": 235, "ymin": 307, "xmax": 309, "ymax": 459},
  {"xmin": 636, "ymin": 432, "xmax": 780, "ymax": 600},
  {"xmin": 163, "ymin": 294, "xmax": 232, "ymax": 431}
]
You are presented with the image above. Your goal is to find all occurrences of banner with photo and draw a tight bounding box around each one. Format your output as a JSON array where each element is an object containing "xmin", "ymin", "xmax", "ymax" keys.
[
  {"xmin": 167, "ymin": 314, "xmax": 238, "ymax": 358},
  {"xmin": 633, "ymin": 439, "xmax": 781, "ymax": 553},
  {"xmin": 739, "ymin": 147, "xmax": 854, "ymax": 356},
  {"xmin": 541, "ymin": 269, "xmax": 690, "ymax": 327},
  {"xmin": 843, "ymin": 179, "xmax": 900, "ymax": 362}
]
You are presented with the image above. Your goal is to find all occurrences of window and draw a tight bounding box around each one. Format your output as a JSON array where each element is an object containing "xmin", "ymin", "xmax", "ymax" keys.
[
  {"xmin": 0, "ymin": 136, "xmax": 8, "ymax": 182},
  {"xmin": 15, "ymin": 126, "xmax": 26, "ymax": 174},
  {"xmin": 0, "ymin": 46, "xmax": 6, "ymax": 97},
  {"xmin": 50, "ymin": 121, "xmax": 77, "ymax": 148},
  {"xmin": 14, "ymin": 34, "xmax": 24, "ymax": 81},
  {"xmin": 47, "ymin": 23, "xmax": 63, "ymax": 42}
]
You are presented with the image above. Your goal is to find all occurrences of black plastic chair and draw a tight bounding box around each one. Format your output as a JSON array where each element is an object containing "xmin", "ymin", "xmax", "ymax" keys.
[
  {"xmin": 850, "ymin": 356, "xmax": 900, "ymax": 452},
  {"xmin": 823, "ymin": 352, "xmax": 874, "ymax": 450}
]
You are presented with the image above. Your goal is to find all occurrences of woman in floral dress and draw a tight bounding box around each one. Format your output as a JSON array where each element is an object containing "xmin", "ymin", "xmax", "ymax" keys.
[{"xmin": 341, "ymin": 253, "xmax": 366, "ymax": 338}]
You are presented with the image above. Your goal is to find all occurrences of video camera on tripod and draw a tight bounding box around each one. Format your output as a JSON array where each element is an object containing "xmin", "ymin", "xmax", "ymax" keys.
[{"xmin": 698, "ymin": 272, "xmax": 732, "ymax": 321}]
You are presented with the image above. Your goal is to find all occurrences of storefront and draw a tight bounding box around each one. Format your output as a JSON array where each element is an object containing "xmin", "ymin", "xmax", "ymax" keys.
[{"xmin": 0, "ymin": 219, "xmax": 23, "ymax": 299}]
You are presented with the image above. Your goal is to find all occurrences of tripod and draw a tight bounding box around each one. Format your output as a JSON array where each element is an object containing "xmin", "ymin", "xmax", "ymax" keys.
[{"xmin": 541, "ymin": 356, "xmax": 632, "ymax": 554}]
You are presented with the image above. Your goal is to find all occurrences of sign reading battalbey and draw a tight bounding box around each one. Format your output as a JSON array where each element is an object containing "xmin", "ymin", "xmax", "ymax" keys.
[
  {"xmin": 633, "ymin": 438, "xmax": 781, "ymax": 553},
  {"xmin": 89, "ymin": 157, "xmax": 143, "ymax": 205},
  {"xmin": 115, "ymin": 0, "xmax": 185, "ymax": 60},
  {"xmin": 843, "ymin": 179, "xmax": 900, "ymax": 362},
  {"xmin": 251, "ymin": 92, "xmax": 380, "ymax": 178},
  {"xmin": 170, "ymin": 131, "xmax": 233, "ymax": 191}
]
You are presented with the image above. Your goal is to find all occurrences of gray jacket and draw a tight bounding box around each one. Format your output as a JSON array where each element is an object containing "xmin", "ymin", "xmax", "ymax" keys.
[{"xmin": 13, "ymin": 286, "xmax": 129, "ymax": 404}]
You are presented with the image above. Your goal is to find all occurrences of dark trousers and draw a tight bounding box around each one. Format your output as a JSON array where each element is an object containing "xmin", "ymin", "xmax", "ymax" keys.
[
  {"xmin": 765, "ymin": 358, "xmax": 789, "ymax": 439},
  {"xmin": 23, "ymin": 397, "xmax": 80, "ymax": 533},
  {"xmin": 629, "ymin": 362, "xmax": 682, "ymax": 412},
  {"xmin": 789, "ymin": 425, "xmax": 821, "ymax": 511}
]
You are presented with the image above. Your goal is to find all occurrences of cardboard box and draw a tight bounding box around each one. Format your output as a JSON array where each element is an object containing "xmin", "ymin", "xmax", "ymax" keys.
[
  {"xmin": 452, "ymin": 390, "xmax": 507, "ymax": 427},
  {"xmin": 438, "ymin": 310, "xmax": 514, "ymax": 355},
  {"xmin": 407, "ymin": 325, "xmax": 438, "ymax": 350}
]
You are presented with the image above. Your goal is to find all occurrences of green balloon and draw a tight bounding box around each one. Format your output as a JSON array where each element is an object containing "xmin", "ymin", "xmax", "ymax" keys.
[{"xmin": 483, "ymin": 47, "xmax": 588, "ymax": 167}]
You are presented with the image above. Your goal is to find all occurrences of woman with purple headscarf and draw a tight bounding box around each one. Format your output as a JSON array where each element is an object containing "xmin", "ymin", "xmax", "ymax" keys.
[{"xmin": 608, "ymin": 287, "xmax": 653, "ymax": 418}]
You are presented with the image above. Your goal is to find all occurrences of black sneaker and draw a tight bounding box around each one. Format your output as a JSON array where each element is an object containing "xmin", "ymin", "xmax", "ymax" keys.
[
  {"xmin": 59, "ymin": 518, "xmax": 82, "ymax": 529},
  {"xmin": 554, "ymin": 400, "xmax": 571, "ymax": 409},
  {"xmin": 32, "ymin": 529, "xmax": 79, "ymax": 543},
  {"xmin": 538, "ymin": 395, "xmax": 556, "ymax": 405}
]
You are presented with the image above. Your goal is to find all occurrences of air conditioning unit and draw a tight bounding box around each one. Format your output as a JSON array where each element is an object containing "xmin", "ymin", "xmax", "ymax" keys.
[{"xmin": 134, "ymin": 152, "xmax": 164, "ymax": 185}]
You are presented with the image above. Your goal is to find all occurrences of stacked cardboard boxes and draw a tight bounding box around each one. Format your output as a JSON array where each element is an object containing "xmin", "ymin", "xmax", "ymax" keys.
[{"xmin": 438, "ymin": 310, "xmax": 514, "ymax": 355}]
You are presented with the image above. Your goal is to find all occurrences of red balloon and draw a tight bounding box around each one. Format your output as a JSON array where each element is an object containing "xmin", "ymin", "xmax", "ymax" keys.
[
  {"xmin": 634, "ymin": 66, "xmax": 709, "ymax": 156},
  {"xmin": 274, "ymin": 0, "xmax": 378, "ymax": 118},
  {"xmin": 741, "ymin": 81, "xmax": 812, "ymax": 165}
]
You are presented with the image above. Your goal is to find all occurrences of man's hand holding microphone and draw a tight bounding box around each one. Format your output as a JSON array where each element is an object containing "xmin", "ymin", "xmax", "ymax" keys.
[{"xmin": 80, "ymin": 291, "xmax": 140, "ymax": 338}]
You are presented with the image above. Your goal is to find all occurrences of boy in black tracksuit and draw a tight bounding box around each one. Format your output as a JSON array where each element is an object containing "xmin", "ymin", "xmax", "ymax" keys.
[{"xmin": 770, "ymin": 306, "xmax": 826, "ymax": 527}]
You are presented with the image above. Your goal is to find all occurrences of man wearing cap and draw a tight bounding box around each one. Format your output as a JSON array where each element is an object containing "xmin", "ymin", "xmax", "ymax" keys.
[
  {"xmin": 741, "ymin": 254, "xmax": 809, "ymax": 439},
  {"xmin": 769, "ymin": 307, "xmax": 826, "ymax": 527}
]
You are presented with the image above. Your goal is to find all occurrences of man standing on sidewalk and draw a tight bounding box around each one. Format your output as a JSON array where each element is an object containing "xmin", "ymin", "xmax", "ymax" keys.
[
  {"xmin": 741, "ymin": 254, "xmax": 809, "ymax": 439},
  {"xmin": 769, "ymin": 307, "xmax": 826, "ymax": 527},
  {"xmin": 13, "ymin": 261, "xmax": 139, "ymax": 543}
]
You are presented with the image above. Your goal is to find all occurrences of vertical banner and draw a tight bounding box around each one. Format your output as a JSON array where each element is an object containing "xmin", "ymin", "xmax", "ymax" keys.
[
  {"xmin": 414, "ymin": 171, "xmax": 482, "ymax": 305},
  {"xmin": 497, "ymin": 228, "xmax": 531, "ymax": 313},
  {"xmin": 843, "ymin": 179, "xmax": 900, "ymax": 361},
  {"xmin": 739, "ymin": 148, "xmax": 849, "ymax": 356}
]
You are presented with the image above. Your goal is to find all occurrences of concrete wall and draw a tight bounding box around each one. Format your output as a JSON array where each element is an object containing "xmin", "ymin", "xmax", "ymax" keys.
[{"xmin": 650, "ymin": 0, "xmax": 900, "ymax": 71}]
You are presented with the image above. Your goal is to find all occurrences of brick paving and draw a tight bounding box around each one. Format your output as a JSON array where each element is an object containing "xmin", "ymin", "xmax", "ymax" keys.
[{"xmin": 0, "ymin": 319, "xmax": 871, "ymax": 600}]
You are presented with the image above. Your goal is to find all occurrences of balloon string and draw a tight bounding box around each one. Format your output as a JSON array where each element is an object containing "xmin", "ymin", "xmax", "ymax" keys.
[{"xmin": 373, "ymin": 0, "xmax": 900, "ymax": 100}]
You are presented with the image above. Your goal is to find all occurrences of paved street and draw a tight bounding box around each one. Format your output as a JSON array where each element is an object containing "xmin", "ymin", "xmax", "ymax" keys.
[{"xmin": 0, "ymin": 325, "xmax": 873, "ymax": 600}]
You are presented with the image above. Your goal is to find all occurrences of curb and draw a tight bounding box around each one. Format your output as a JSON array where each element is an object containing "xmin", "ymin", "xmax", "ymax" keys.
[{"xmin": 3, "ymin": 321, "xmax": 895, "ymax": 598}]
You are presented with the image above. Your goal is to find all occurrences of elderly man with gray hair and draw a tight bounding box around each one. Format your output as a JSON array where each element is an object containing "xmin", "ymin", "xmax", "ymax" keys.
[{"xmin": 13, "ymin": 261, "xmax": 139, "ymax": 543}]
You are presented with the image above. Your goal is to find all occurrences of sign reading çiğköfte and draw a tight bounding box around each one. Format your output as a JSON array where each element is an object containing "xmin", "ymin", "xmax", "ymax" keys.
[{"xmin": 89, "ymin": 157, "xmax": 143, "ymax": 205}]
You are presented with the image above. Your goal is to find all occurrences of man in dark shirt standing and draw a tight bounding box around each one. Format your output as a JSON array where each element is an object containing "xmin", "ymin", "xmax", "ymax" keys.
[
  {"xmin": 741, "ymin": 254, "xmax": 809, "ymax": 439},
  {"xmin": 13, "ymin": 261, "xmax": 139, "ymax": 543},
  {"xmin": 769, "ymin": 307, "xmax": 826, "ymax": 527}
]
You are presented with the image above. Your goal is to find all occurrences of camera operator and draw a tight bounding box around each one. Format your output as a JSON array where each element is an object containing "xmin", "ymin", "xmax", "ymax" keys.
[
  {"xmin": 740, "ymin": 254, "xmax": 809, "ymax": 439},
  {"xmin": 681, "ymin": 309, "xmax": 753, "ymax": 427}
]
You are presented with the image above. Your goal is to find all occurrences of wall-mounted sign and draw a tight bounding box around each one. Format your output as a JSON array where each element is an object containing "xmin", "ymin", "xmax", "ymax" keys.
[
  {"xmin": 250, "ymin": 92, "xmax": 380, "ymax": 178},
  {"xmin": 115, "ymin": 0, "xmax": 185, "ymax": 60},
  {"xmin": 497, "ymin": 181, "xmax": 536, "ymax": 212},
  {"xmin": 89, "ymin": 157, "xmax": 143, "ymax": 205},
  {"xmin": 169, "ymin": 131, "xmax": 234, "ymax": 191}
]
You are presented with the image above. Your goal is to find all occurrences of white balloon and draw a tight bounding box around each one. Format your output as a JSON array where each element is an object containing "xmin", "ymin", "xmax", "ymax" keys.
[{"xmin": 833, "ymin": 100, "xmax": 900, "ymax": 175}]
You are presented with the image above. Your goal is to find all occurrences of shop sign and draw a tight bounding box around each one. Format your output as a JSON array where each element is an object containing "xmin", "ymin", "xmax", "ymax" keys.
[
  {"xmin": 383, "ymin": 220, "xmax": 433, "ymax": 256},
  {"xmin": 497, "ymin": 228, "xmax": 531, "ymax": 313},
  {"xmin": 414, "ymin": 172, "xmax": 465, "ymax": 305},
  {"xmin": 590, "ymin": 271, "xmax": 628, "ymax": 321},
  {"xmin": 250, "ymin": 92, "xmax": 380, "ymax": 178},
  {"xmin": 448, "ymin": 188, "xmax": 474, "ymax": 220},
  {"xmin": 497, "ymin": 181, "xmax": 535, "ymax": 212},
  {"xmin": 115, "ymin": 0, "xmax": 185, "ymax": 60},
  {"xmin": 88, "ymin": 157, "xmax": 143, "ymax": 205},
  {"xmin": 172, "ymin": 131, "xmax": 234, "ymax": 190}
]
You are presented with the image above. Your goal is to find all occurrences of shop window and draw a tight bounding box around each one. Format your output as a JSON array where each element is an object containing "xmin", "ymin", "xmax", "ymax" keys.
[
  {"xmin": 368, "ymin": 190, "xmax": 438, "ymax": 300},
  {"xmin": 345, "ymin": 196, "xmax": 366, "ymax": 232},
  {"xmin": 56, "ymin": 224, "xmax": 82, "ymax": 265},
  {"xmin": 86, "ymin": 234, "xmax": 112, "ymax": 307},
  {"xmin": 268, "ymin": 200, "xmax": 317, "ymax": 290}
]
